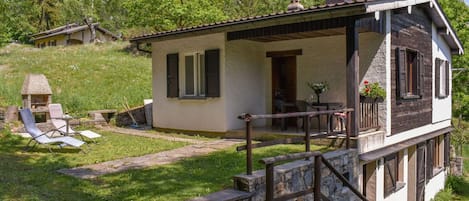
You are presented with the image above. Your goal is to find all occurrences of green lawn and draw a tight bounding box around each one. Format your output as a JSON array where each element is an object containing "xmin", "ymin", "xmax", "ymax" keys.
[
  {"xmin": 0, "ymin": 127, "xmax": 327, "ymax": 201},
  {"xmin": 0, "ymin": 43, "xmax": 151, "ymax": 116}
]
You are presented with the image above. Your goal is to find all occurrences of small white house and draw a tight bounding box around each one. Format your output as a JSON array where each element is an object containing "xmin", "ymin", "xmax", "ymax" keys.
[
  {"xmin": 31, "ymin": 23, "xmax": 118, "ymax": 48},
  {"xmin": 131, "ymin": 0, "xmax": 463, "ymax": 200}
]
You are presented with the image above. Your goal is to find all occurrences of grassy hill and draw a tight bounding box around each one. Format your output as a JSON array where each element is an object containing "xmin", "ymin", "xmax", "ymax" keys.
[{"xmin": 0, "ymin": 42, "xmax": 152, "ymax": 116}]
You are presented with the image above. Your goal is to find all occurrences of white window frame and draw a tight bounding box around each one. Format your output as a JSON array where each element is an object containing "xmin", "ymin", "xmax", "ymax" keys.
[
  {"xmin": 182, "ymin": 52, "xmax": 205, "ymax": 97},
  {"xmin": 438, "ymin": 60, "xmax": 446, "ymax": 97}
]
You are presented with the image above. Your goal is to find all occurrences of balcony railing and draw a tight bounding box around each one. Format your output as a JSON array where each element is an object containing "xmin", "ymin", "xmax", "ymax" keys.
[
  {"xmin": 359, "ymin": 97, "xmax": 382, "ymax": 131},
  {"xmin": 237, "ymin": 108, "xmax": 354, "ymax": 175}
]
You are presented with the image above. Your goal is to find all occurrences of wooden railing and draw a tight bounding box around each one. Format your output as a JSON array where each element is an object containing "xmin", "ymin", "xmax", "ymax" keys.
[
  {"xmin": 359, "ymin": 99, "xmax": 381, "ymax": 131},
  {"xmin": 260, "ymin": 151, "xmax": 368, "ymax": 201},
  {"xmin": 237, "ymin": 108, "xmax": 354, "ymax": 175}
]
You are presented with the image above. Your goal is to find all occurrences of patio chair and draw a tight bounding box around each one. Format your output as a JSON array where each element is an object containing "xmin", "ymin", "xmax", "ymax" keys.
[
  {"xmin": 48, "ymin": 103, "xmax": 101, "ymax": 143},
  {"xmin": 19, "ymin": 108, "xmax": 86, "ymax": 153}
]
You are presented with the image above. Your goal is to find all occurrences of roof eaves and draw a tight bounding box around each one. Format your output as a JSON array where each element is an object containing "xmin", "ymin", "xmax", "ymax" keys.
[
  {"xmin": 130, "ymin": 0, "xmax": 371, "ymax": 43},
  {"xmin": 365, "ymin": 0, "xmax": 463, "ymax": 55}
]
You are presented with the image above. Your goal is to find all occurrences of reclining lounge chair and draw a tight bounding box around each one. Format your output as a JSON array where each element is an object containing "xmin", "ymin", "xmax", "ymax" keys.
[
  {"xmin": 19, "ymin": 108, "xmax": 86, "ymax": 153},
  {"xmin": 48, "ymin": 103, "xmax": 101, "ymax": 143}
]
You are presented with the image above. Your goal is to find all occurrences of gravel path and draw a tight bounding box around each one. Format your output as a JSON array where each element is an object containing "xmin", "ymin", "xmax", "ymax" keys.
[{"xmin": 58, "ymin": 127, "xmax": 243, "ymax": 179}]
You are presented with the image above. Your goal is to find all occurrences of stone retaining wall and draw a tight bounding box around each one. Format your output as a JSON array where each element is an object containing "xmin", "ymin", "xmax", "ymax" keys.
[
  {"xmin": 233, "ymin": 149, "xmax": 360, "ymax": 201},
  {"xmin": 116, "ymin": 106, "xmax": 147, "ymax": 127}
]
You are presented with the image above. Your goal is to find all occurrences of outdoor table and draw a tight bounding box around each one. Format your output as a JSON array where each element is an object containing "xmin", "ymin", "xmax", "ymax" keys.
[
  {"xmin": 309, "ymin": 102, "xmax": 343, "ymax": 133},
  {"xmin": 58, "ymin": 114, "xmax": 73, "ymax": 135}
]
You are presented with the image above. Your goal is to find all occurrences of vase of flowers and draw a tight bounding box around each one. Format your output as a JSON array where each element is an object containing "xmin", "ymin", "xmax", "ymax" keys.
[
  {"xmin": 360, "ymin": 80, "xmax": 385, "ymax": 103},
  {"xmin": 307, "ymin": 81, "xmax": 328, "ymax": 104}
]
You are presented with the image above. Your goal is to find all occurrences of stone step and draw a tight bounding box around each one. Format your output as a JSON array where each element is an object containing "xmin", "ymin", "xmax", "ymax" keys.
[{"xmin": 188, "ymin": 189, "xmax": 253, "ymax": 201}]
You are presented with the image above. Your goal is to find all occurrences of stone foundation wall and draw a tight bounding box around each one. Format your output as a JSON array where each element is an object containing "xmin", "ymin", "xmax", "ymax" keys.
[
  {"xmin": 450, "ymin": 157, "xmax": 464, "ymax": 176},
  {"xmin": 233, "ymin": 149, "xmax": 360, "ymax": 201}
]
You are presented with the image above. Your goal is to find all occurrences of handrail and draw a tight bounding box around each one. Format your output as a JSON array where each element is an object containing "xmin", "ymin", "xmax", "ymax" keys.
[
  {"xmin": 260, "ymin": 151, "xmax": 322, "ymax": 165},
  {"xmin": 321, "ymin": 157, "xmax": 368, "ymax": 201},
  {"xmin": 260, "ymin": 152, "xmax": 368, "ymax": 201},
  {"xmin": 238, "ymin": 108, "xmax": 354, "ymax": 120},
  {"xmin": 237, "ymin": 108, "xmax": 354, "ymax": 175}
]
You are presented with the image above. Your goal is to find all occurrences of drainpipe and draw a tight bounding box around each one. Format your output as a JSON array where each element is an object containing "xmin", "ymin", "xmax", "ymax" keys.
[{"xmin": 136, "ymin": 42, "xmax": 152, "ymax": 54}]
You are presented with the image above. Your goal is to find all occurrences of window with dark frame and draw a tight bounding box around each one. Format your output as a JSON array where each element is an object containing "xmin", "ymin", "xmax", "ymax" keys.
[
  {"xmin": 384, "ymin": 151, "xmax": 405, "ymax": 198},
  {"xmin": 397, "ymin": 47, "xmax": 424, "ymax": 100},
  {"xmin": 166, "ymin": 49, "xmax": 220, "ymax": 98}
]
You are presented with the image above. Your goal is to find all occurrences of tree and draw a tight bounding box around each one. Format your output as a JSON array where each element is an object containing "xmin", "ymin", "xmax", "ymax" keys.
[
  {"xmin": 123, "ymin": 0, "xmax": 227, "ymax": 33},
  {"xmin": 439, "ymin": 0, "xmax": 469, "ymax": 121}
]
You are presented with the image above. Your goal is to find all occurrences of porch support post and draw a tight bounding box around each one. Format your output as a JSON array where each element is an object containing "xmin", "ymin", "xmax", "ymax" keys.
[{"xmin": 346, "ymin": 20, "xmax": 360, "ymax": 137}]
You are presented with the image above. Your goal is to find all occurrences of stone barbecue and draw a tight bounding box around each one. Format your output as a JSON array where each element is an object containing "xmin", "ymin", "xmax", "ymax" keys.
[{"xmin": 21, "ymin": 74, "xmax": 52, "ymax": 122}]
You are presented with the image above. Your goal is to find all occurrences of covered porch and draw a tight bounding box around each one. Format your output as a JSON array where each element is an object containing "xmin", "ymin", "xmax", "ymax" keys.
[{"xmin": 225, "ymin": 13, "xmax": 387, "ymax": 138}]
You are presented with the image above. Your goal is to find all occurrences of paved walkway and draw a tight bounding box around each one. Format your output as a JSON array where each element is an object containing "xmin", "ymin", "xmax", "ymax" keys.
[{"xmin": 58, "ymin": 127, "xmax": 243, "ymax": 179}]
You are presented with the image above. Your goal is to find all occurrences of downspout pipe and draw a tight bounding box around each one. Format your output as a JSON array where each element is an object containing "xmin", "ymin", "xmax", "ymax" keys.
[{"xmin": 136, "ymin": 42, "xmax": 152, "ymax": 54}]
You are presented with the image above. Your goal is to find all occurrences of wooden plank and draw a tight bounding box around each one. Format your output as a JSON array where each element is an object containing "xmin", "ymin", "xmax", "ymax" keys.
[
  {"xmin": 346, "ymin": 20, "xmax": 360, "ymax": 137},
  {"xmin": 266, "ymin": 49, "xmax": 302, "ymax": 57}
]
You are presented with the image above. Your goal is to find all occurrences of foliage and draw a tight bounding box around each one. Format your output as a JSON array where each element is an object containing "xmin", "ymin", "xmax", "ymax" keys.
[
  {"xmin": 439, "ymin": 0, "xmax": 469, "ymax": 121},
  {"xmin": 307, "ymin": 81, "xmax": 328, "ymax": 94},
  {"xmin": 435, "ymin": 143, "xmax": 469, "ymax": 200},
  {"xmin": 0, "ymin": 42, "xmax": 151, "ymax": 116},
  {"xmin": 360, "ymin": 80, "xmax": 386, "ymax": 99},
  {"xmin": 452, "ymin": 118, "xmax": 469, "ymax": 156}
]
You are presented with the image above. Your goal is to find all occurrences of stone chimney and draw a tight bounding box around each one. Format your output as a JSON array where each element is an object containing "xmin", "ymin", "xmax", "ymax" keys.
[{"xmin": 287, "ymin": 0, "xmax": 304, "ymax": 11}]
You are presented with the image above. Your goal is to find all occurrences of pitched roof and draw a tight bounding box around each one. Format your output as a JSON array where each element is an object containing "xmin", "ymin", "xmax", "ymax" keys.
[
  {"xmin": 30, "ymin": 23, "xmax": 79, "ymax": 38},
  {"xmin": 130, "ymin": 0, "xmax": 463, "ymax": 54},
  {"xmin": 130, "ymin": 0, "xmax": 371, "ymax": 42},
  {"xmin": 21, "ymin": 74, "xmax": 52, "ymax": 95},
  {"xmin": 31, "ymin": 23, "xmax": 119, "ymax": 41}
]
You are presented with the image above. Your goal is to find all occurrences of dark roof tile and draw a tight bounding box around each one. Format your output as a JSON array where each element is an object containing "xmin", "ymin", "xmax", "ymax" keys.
[{"xmin": 131, "ymin": 0, "xmax": 373, "ymax": 42}]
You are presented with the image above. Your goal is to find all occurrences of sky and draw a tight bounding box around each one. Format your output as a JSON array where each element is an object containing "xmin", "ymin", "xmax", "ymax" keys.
[{"xmin": 466, "ymin": 0, "xmax": 469, "ymax": 6}]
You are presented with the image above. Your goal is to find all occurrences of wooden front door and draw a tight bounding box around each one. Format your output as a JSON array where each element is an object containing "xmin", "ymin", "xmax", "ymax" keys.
[
  {"xmin": 272, "ymin": 56, "xmax": 297, "ymax": 113},
  {"xmin": 416, "ymin": 143, "xmax": 426, "ymax": 201}
]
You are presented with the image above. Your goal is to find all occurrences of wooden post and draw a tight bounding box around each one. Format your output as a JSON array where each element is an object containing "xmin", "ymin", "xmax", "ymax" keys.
[
  {"xmin": 314, "ymin": 155, "xmax": 322, "ymax": 201},
  {"xmin": 346, "ymin": 20, "xmax": 360, "ymax": 138},
  {"xmin": 246, "ymin": 119, "xmax": 253, "ymax": 175},
  {"xmin": 305, "ymin": 116, "xmax": 310, "ymax": 153},
  {"xmin": 266, "ymin": 163, "xmax": 274, "ymax": 201},
  {"xmin": 346, "ymin": 112, "xmax": 351, "ymax": 149}
]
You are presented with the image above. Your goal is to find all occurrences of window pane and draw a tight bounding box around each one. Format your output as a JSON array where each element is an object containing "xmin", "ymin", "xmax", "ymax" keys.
[
  {"xmin": 440, "ymin": 62, "xmax": 446, "ymax": 96},
  {"xmin": 185, "ymin": 55, "xmax": 194, "ymax": 95},
  {"xmin": 199, "ymin": 54, "xmax": 205, "ymax": 95},
  {"xmin": 406, "ymin": 51, "xmax": 418, "ymax": 95}
]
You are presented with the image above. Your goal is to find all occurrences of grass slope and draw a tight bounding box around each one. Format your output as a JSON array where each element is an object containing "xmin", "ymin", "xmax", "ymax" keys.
[{"xmin": 0, "ymin": 42, "xmax": 151, "ymax": 116}]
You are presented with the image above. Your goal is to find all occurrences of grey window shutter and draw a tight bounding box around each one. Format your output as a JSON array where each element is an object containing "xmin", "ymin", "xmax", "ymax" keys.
[
  {"xmin": 417, "ymin": 53, "xmax": 424, "ymax": 97},
  {"xmin": 444, "ymin": 133, "xmax": 450, "ymax": 167},
  {"xmin": 205, "ymin": 49, "xmax": 220, "ymax": 97},
  {"xmin": 426, "ymin": 139, "xmax": 434, "ymax": 181},
  {"xmin": 435, "ymin": 58, "xmax": 441, "ymax": 98},
  {"xmin": 167, "ymin": 53, "xmax": 179, "ymax": 98},
  {"xmin": 397, "ymin": 48, "xmax": 407, "ymax": 99},
  {"xmin": 445, "ymin": 61, "xmax": 450, "ymax": 97}
]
